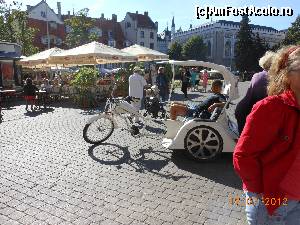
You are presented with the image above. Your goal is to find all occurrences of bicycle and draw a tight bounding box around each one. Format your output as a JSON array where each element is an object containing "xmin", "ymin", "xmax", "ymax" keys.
[{"xmin": 83, "ymin": 83, "xmax": 167, "ymax": 145}]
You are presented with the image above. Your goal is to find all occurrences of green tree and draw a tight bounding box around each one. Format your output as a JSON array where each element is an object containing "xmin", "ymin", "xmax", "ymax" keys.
[
  {"xmin": 65, "ymin": 8, "xmax": 98, "ymax": 48},
  {"xmin": 282, "ymin": 15, "xmax": 300, "ymax": 45},
  {"xmin": 253, "ymin": 33, "xmax": 269, "ymax": 71},
  {"xmin": 0, "ymin": 1, "xmax": 38, "ymax": 55},
  {"xmin": 235, "ymin": 15, "xmax": 256, "ymax": 72},
  {"xmin": 182, "ymin": 36, "xmax": 207, "ymax": 60},
  {"xmin": 168, "ymin": 41, "xmax": 182, "ymax": 60}
]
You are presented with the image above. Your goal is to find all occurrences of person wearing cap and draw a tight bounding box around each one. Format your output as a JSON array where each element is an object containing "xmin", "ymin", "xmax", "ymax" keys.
[
  {"xmin": 129, "ymin": 66, "xmax": 147, "ymax": 121},
  {"xmin": 156, "ymin": 67, "xmax": 169, "ymax": 102}
]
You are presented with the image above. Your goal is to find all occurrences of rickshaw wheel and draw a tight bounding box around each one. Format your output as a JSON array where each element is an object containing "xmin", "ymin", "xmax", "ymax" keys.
[{"xmin": 184, "ymin": 125, "xmax": 223, "ymax": 161}]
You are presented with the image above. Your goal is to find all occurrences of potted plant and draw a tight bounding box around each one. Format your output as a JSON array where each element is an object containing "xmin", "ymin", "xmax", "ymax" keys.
[{"xmin": 71, "ymin": 67, "xmax": 98, "ymax": 108}]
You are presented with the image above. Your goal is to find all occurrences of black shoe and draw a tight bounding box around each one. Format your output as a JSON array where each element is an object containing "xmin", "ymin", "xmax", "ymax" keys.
[{"xmin": 130, "ymin": 125, "xmax": 140, "ymax": 136}]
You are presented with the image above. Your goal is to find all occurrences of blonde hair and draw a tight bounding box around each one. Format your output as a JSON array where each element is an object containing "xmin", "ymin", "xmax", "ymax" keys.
[
  {"xmin": 268, "ymin": 45, "xmax": 300, "ymax": 96},
  {"xmin": 259, "ymin": 51, "xmax": 275, "ymax": 70}
]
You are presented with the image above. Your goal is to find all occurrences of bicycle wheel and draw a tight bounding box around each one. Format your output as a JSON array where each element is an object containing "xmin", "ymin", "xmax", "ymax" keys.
[{"xmin": 83, "ymin": 116, "xmax": 114, "ymax": 144}]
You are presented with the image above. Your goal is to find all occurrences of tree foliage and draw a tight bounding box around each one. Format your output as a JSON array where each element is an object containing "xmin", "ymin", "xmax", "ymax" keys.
[
  {"xmin": 64, "ymin": 8, "xmax": 98, "ymax": 48},
  {"xmin": 182, "ymin": 36, "xmax": 207, "ymax": 61},
  {"xmin": 252, "ymin": 32, "xmax": 270, "ymax": 71},
  {"xmin": 0, "ymin": 1, "xmax": 38, "ymax": 56},
  {"xmin": 235, "ymin": 15, "xmax": 256, "ymax": 72},
  {"xmin": 168, "ymin": 41, "xmax": 182, "ymax": 60},
  {"xmin": 282, "ymin": 15, "xmax": 300, "ymax": 46}
]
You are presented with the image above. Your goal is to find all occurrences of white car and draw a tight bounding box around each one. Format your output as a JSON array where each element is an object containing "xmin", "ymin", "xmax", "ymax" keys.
[{"xmin": 161, "ymin": 60, "xmax": 240, "ymax": 161}]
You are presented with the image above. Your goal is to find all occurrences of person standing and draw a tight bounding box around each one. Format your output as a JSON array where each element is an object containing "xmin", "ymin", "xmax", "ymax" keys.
[
  {"xmin": 129, "ymin": 66, "xmax": 147, "ymax": 122},
  {"xmin": 195, "ymin": 68, "xmax": 200, "ymax": 91},
  {"xmin": 156, "ymin": 67, "xmax": 169, "ymax": 102},
  {"xmin": 235, "ymin": 51, "xmax": 275, "ymax": 134},
  {"xmin": 201, "ymin": 69, "xmax": 209, "ymax": 92},
  {"xmin": 23, "ymin": 78, "xmax": 39, "ymax": 111},
  {"xmin": 190, "ymin": 68, "xmax": 197, "ymax": 91},
  {"xmin": 233, "ymin": 45, "xmax": 300, "ymax": 225},
  {"xmin": 181, "ymin": 67, "xmax": 190, "ymax": 99}
]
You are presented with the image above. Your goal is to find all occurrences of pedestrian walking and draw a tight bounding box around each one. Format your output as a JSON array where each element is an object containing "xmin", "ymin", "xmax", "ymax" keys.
[
  {"xmin": 156, "ymin": 67, "xmax": 169, "ymax": 102},
  {"xmin": 23, "ymin": 78, "xmax": 39, "ymax": 111}
]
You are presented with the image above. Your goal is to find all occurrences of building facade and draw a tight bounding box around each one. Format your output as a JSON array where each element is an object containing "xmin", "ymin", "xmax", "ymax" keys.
[
  {"xmin": 27, "ymin": 1, "xmax": 66, "ymax": 50},
  {"xmin": 120, "ymin": 11, "xmax": 158, "ymax": 50},
  {"xmin": 62, "ymin": 13, "xmax": 125, "ymax": 49},
  {"xmin": 171, "ymin": 20, "xmax": 286, "ymax": 69},
  {"xmin": 157, "ymin": 27, "xmax": 172, "ymax": 54}
]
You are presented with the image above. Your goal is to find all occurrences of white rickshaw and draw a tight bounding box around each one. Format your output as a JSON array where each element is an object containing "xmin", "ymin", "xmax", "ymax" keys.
[
  {"xmin": 83, "ymin": 60, "xmax": 239, "ymax": 161},
  {"xmin": 162, "ymin": 60, "xmax": 240, "ymax": 161}
]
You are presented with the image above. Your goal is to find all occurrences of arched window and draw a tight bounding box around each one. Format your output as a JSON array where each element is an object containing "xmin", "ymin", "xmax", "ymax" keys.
[
  {"xmin": 207, "ymin": 40, "xmax": 211, "ymax": 57},
  {"xmin": 225, "ymin": 40, "xmax": 231, "ymax": 57}
]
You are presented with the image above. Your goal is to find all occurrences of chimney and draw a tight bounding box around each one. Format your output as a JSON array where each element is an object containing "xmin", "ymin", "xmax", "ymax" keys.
[
  {"xmin": 57, "ymin": 2, "xmax": 61, "ymax": 19},
  {"xmin": 68, "ymin": 11, "xmax": 70, "ymax": 16},
  {"xmin": 101, "ymin": 13, "xmax": 104, "ymax": 19},
  {"xmin": 112, "ymin": 14, "xmax": 117, "ymax": 22},
  {"xmin": 26, "ymin": 5, "xmax": 31, "ymax": 11},
  {"xmin": 144, "ymin": 11, "xmax": 148, "ymax": 16},
  {"xmin": 155, "ymin": 21, "xmax": 158, "ymax": 30},
  {"xmin": 136, "ymin": 11, "xmax": 138, "ymax": 14}
]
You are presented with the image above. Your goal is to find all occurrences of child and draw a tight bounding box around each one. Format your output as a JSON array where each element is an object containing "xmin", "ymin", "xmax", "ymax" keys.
[{"xmin": 23, "ymin": 78, "xmax": 39, "ymax": 111}]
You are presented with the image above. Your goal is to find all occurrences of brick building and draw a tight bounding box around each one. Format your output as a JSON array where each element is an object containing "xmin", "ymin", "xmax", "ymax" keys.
[{"xmin": 27, "ymin": 1, "xmax": 66, "ymax": 50}]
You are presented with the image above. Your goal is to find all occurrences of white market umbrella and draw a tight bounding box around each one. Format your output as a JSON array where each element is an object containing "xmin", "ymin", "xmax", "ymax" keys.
[
  {"xmin": 18, "ymin": 47, "xmax": 63, "ymax": 68},
  {"xmin": 122, "ymin": 44, "xmax": 168, "ymax": 62},
  {"xmin": 48, "ymin": 41, "xmax": 136, "ymax": 65}
]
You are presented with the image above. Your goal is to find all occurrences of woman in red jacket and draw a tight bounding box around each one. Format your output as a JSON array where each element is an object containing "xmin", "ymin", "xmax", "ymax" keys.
[{"xmin": 233, "ymin": 45, "xmax": 300, "ymax": 225}]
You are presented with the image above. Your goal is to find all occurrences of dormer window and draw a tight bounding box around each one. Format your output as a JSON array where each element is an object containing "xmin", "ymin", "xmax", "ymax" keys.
[{"xmin": 41, "ymin": 11, "xmax": 46, "ymax": 18}]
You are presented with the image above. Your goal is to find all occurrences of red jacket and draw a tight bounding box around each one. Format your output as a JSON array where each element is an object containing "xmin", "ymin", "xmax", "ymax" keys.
[{"xmin": 233, "ymin": 90, "xmax": 300, "ymax": 215}]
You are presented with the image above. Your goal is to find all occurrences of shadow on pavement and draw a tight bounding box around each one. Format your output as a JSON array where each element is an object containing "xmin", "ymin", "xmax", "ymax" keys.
[
  {"xmin": 24, "ymin": 107, "xmax": 55, "ymax": 117},
  {"xmin": 88, "ymin": 143, "xmax": 188, "ymax": 181},
  {"xmin": 171, "ymin": 150, "xmax": 242, "ymax": 190}
]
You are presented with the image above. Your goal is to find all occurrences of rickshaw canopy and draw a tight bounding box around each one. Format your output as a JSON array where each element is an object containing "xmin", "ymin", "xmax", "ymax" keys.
[{"xmin": 160, "ymin": 60, "xmax": 239, "ymax": 101}]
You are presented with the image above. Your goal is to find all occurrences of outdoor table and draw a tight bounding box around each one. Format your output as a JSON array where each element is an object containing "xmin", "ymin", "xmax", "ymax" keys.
[
  {"xmin": 36, "ymin": 90, "xmax": 47, "ymax": 110},
  {"xmin": 0, "ymin": 90, "xmax": 16, "ymax": 109}
]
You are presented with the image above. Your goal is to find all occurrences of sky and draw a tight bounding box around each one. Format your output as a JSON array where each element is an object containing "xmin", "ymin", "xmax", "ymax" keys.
[{"xmin": 4, "ymin": 0, "xmax": 300, "ymax": 33}]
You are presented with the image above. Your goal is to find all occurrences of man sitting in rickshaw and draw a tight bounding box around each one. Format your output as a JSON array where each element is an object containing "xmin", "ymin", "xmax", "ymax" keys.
[{"xmin": 170, "ymin": 79, "xmax": 226, "ymax": 120}]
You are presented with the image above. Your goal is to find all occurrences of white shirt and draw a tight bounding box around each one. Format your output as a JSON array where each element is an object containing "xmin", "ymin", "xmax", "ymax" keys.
[{"xmin": 129, "ymin": 73, "xmax": 147, "ymax": 99}]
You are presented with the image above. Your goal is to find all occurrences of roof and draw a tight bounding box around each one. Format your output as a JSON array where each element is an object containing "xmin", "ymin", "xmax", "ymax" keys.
[
  {"xmin": 26, "ymin": 0, "xmax": 63, "ymax": 23},
  {"xmin": 127, "ymin": 12, "xmax": 156, "ymax": 29},
  {"xmin": 217, "ymin": 20, "xmax": 279, "ymax": 32}
]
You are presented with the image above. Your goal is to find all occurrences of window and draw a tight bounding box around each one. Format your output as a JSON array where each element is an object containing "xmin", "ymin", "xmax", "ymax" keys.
[
  {"xmin": 65, "ymin": 25, "xmax": 72, "ymax": 33},
  {"xmin": 56, "ymin": 38, "xmax": 62, "ymax": 45},
  {"xmin": 140, "ymin": 42, "xmax": 144, "ymax": 46},
  {"xmin": 41, "ymin": 11, "xmax": 46, "ymax": 18},
  {"xmin": 89, "ymin": 27, "xmax": 102, "ymax": 37},
  {"xmin": 126, "ymin": 22, "xmax": 131, "ymax": 28},
  {"xmin": 41, "ymin": 36, "xmax": 48, "ymax": 45},
  {"xmin": 224, "ymin": 40, "xmax": 231, "ymax": 57},
  {"xmin": 140, "ymin": 31, "xmax": 144, "ymax": 38},
  {"xmin": 108, "ymin": 30, "xmax": 113, "ymax": 39},
  {"xmin": 108, "ymin": 40, "xmax": 116, "ymax": 47},
  {"xmin": 49, "ymin": 21, "xmax": 57, "ymax": 30},
  {"xmin": 150, "ymin": 32, "xmax": 154, "ymax": 39},
  {"xmin": 206, "ymin": 40, "xmax": 212, "ymax": 57},
  {"xmin": 150, "ymin": 43, "xmax": 154, "ymax": 49}
]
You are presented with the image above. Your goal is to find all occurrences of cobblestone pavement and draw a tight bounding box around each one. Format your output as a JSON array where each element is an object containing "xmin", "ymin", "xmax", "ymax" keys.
[{"xmin": 0, "ymin": 83, "xmax": 250, "ymax": 225}]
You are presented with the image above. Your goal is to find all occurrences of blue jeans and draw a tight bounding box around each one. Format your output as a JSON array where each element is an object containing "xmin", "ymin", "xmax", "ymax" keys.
[{"xmin": 245, "ymin": 192, "xmax": 300, "ymax": 225}]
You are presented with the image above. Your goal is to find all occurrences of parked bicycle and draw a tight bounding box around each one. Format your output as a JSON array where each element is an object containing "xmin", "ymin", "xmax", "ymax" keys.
[{"xmin": 83, "ymin": 83, "xmax": 167, "ymax": 144}]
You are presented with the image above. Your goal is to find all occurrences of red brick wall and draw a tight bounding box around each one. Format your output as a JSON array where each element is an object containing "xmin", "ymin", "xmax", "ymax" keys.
[{"xmin": 28, "ymin": 18, "xmax": 66, "ymax": 50}]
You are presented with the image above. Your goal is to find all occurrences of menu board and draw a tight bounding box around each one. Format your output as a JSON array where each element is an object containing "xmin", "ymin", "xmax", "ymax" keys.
[{"xmin": 1, "ymin": 62, "xmax": 14, "ymax": 80}]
